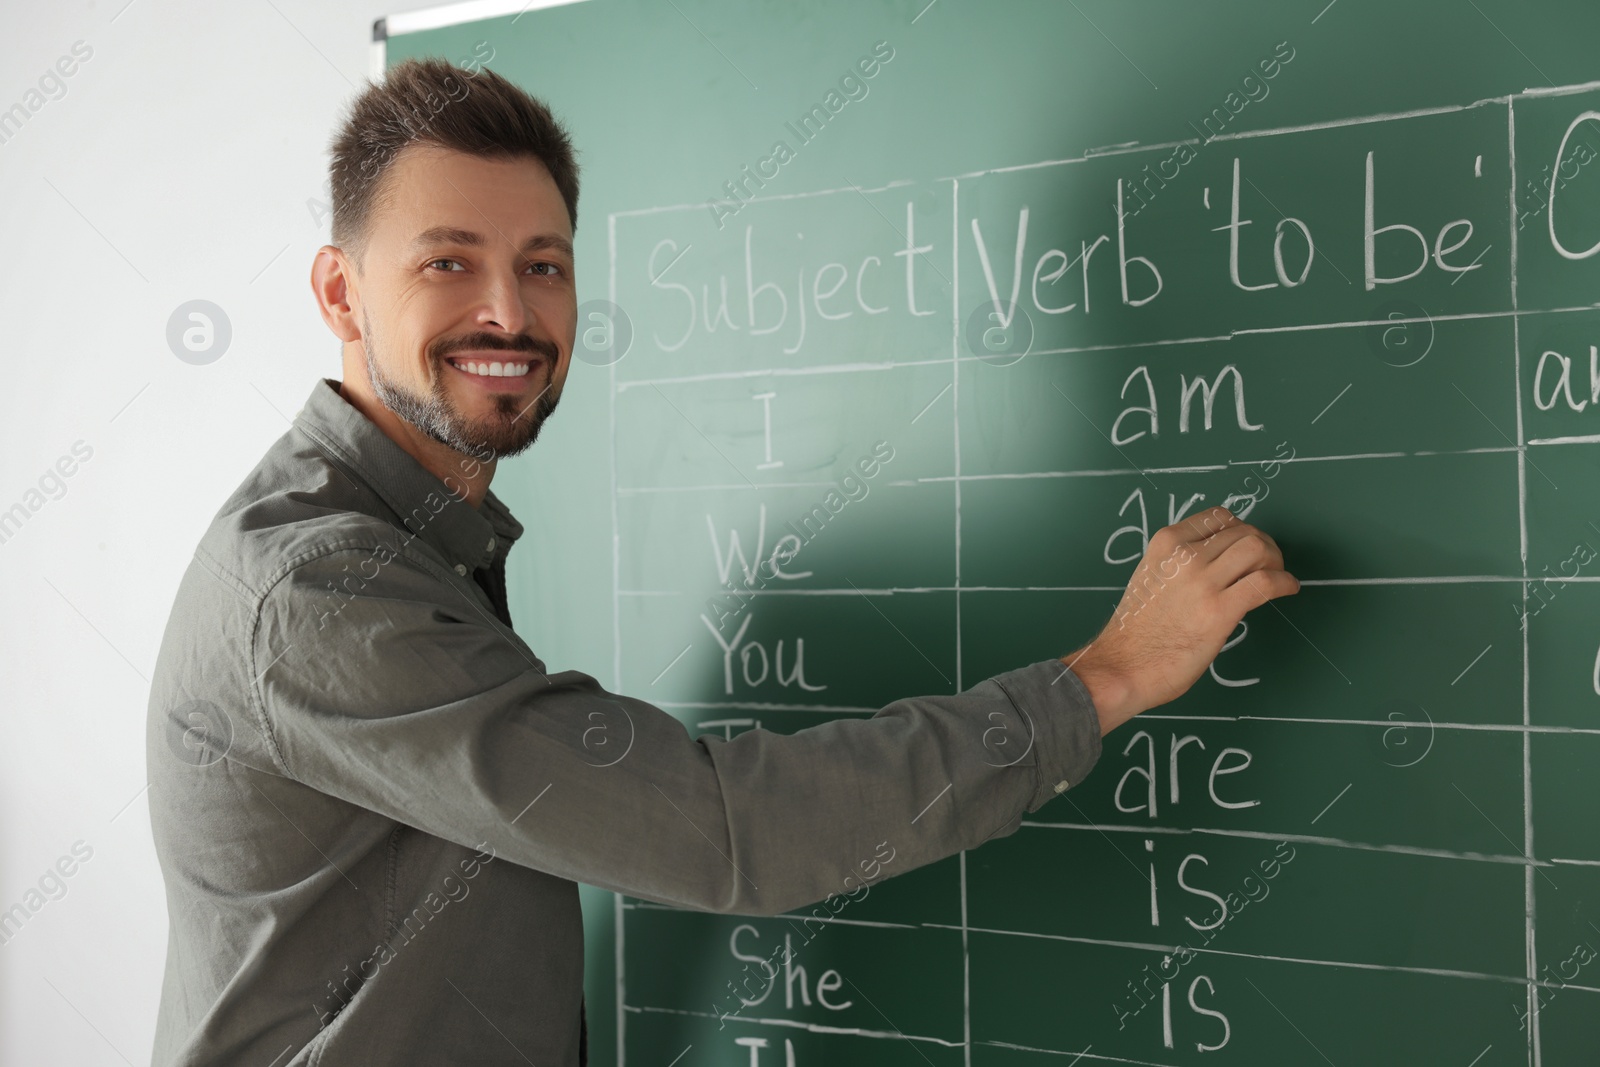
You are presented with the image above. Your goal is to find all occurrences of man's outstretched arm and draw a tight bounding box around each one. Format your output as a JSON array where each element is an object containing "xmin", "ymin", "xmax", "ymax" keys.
[{"xmin": 251, "ymin": 505, "xmax": 1294, "ymax": 917}]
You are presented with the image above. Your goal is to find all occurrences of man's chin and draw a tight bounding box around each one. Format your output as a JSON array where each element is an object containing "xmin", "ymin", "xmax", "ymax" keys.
[
  {"xmin": 427, "ymin": 420, "xmax": 538, "ymax": 461},
  {"xmin": 433, "ymin": 401, "xmax": 555, "ymax": 460}
]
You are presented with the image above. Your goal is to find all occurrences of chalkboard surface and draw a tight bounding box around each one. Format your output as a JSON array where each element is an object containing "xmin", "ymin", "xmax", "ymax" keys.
[{"xmin": 382, "ymin": 2, "xmax": 1600, "ymax": 1062}]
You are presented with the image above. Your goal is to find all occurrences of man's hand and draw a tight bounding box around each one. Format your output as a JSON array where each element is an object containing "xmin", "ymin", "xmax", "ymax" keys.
[{"xmin": 1061, "ymin": 505, "xmax": 1300, "ymax": 736}]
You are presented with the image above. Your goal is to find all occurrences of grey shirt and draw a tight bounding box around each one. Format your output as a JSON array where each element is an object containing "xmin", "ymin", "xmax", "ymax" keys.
[{"xmin": 145, "ymin": 377, "xmax": 1105, "ymax": 1066}]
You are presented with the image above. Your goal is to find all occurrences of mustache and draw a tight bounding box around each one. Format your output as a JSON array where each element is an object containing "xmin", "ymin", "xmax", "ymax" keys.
[{"xmin": 435, "ymin": 334, "xmax": 561, "ymax": 363}]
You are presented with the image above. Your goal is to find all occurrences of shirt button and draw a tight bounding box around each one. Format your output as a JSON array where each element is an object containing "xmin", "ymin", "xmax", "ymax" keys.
[
  {"xmin": 454, "ymin": 563, "xmax": 468, "ymax": 577},
  {"xmin": 486, "ymin": 537, "xmax": 496, "ymax": 552},
  {"xmin": 1053, "ymin": 780, "xmax": 1071, "ymax": 794}
]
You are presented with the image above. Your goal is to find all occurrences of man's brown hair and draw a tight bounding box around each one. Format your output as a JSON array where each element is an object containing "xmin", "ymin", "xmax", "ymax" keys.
[{"xmin": 327, "ymin": 57, "xmax": 580, "ymax": 270}]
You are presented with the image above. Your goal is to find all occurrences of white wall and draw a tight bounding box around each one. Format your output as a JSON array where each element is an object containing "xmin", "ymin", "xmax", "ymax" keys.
[{"xmin": 0, "ymin": 3, "xmax": 596, "ymax": 1062}]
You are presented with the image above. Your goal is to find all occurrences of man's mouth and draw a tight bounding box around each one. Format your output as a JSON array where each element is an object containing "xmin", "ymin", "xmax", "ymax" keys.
[{"xmin": 444, "ymin": 354, "xmax": 541, "ymax": 381}]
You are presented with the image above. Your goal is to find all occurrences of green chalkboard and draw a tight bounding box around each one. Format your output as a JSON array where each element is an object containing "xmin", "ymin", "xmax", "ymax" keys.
[{"xmin": 381, "ymin": 2, "xmax": 1600, "ymax": 1063}]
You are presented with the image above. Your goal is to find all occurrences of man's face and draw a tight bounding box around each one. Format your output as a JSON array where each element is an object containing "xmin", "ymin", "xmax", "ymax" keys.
[{"xmin": 351, "ymin": 143, "xmax": 576, "ymax": 460}]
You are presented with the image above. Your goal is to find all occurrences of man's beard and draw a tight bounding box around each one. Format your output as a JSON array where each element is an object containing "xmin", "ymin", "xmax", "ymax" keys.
[{"xmin": 362, "ymin": 308, "xmax": 561, "ymax": 461}]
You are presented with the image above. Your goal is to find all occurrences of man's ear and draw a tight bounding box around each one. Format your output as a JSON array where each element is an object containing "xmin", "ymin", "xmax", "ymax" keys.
[{"xmin": 311, "ymin": 246, "xmax": 362, "ymax": 343}]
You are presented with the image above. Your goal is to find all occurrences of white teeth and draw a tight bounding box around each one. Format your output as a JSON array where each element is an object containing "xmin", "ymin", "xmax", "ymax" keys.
[{"xmin": 452, "ymin": 359, "xmax": 530, "ymax": 377}]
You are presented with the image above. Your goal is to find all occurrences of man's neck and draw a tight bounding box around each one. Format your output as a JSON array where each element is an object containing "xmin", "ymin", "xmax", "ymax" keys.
[{"xmin": 337, "ymin": 379, "xmax": 495, "ymax": 509}]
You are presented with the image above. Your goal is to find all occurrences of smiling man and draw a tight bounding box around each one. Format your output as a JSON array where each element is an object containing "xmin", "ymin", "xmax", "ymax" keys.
[
  {"xmin": 323, "ymin": 78, "xmax": 577, "ymax": 500},
  {"xmin": 145, "ymin": 58, "xmax": 1297, "ymax": 1067},
  {"xmin": 347, "ymin": 206, "xmax": 569, "ymax": 470}
]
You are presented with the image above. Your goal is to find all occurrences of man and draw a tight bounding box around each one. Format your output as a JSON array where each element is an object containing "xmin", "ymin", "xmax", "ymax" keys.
[{"xmin": 146, "ymin": 58, "xmax": 1297, "ymax": 1066}]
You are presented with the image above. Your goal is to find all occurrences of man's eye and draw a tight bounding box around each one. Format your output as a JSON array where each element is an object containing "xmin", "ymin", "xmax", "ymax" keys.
[{"xmin": 425, "ymin": 258, "xmax": 564, "ymax": 277}]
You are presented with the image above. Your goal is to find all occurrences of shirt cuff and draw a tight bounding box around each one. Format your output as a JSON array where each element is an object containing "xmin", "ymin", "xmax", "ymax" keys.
[{"xmin": 990, "ymin": 658, "xmax": 1104, "ymax": 812}]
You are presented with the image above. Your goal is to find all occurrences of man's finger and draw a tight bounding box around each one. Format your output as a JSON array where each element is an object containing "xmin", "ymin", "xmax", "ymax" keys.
[
  {"xmin": 1222, "ymin": 568, "xmax": 1301, "ymax": 616},
  {"xmin": 1208, "ymin": 530, "xmax": 1286, "ymax": 588},
  {"xmin": 1172, "ymin": 506, "xmax": 1240, "ymax": 544},
  {"xmin": 1188, "ymin": 522, "xmax": 1278, "ymax": 569}
]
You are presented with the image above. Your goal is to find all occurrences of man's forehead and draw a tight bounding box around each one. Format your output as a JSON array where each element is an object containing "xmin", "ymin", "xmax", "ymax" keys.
[
  {"xmin": 406, "ymin": 224, "xmax": 573, "ymax": 261},
  {"xmin": 374, "ymin": 146, "xmax": 572, "ymax": 250}
]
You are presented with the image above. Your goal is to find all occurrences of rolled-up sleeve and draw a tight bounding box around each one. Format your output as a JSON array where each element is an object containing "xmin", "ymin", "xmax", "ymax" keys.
[{"xmin": 251, "ymin": 542, "xmax": 1103, "ymax": 917}]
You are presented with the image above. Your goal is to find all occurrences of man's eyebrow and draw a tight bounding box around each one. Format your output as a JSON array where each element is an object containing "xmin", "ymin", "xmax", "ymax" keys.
[{"xmin": 410, "ymin": 226, "xmax": 574, "ymax": 260}]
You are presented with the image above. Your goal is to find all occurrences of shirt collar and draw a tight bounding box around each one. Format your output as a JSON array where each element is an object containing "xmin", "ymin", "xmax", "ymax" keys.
[{"xmin": 293, "ymin": 377, "xmax": 524, "ymax": 574}]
